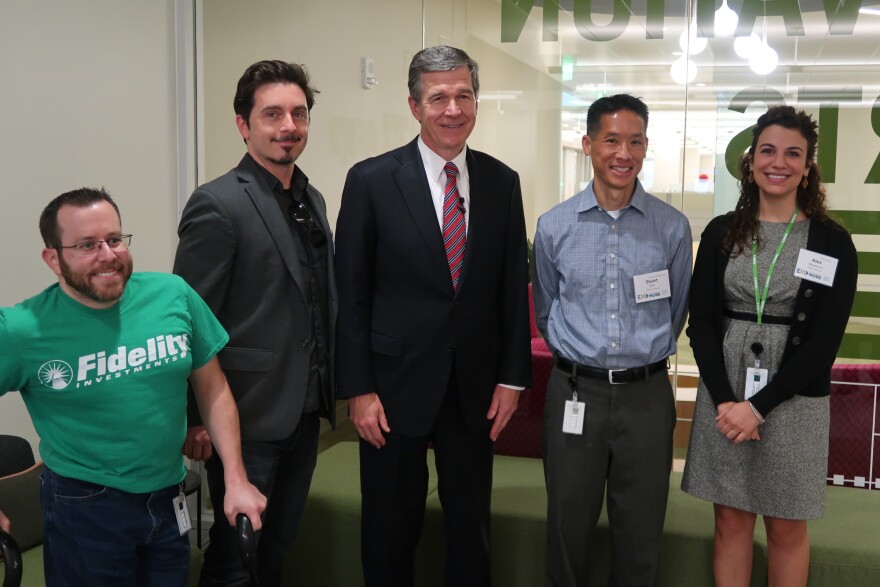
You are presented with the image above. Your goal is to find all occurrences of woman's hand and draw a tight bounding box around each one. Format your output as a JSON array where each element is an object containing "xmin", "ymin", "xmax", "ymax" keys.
[{"xmin": 715, "ymin": 401, "xmax": 762, "ymax": 443}]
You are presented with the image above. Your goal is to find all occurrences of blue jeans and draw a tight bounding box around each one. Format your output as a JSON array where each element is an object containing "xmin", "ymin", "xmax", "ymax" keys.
[
  {"xmin": 40, "ymin": 467, "xmax": 190, "ymax": 587},
  {"xmin": 199, "ymin": 411, "xmax": 320, "ymax": 587}
]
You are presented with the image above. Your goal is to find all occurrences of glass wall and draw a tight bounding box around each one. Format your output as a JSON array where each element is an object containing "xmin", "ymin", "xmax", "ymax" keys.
[
  {"xmin": 422, "ymin": 0, "xmax": 880, "ymax": 368},
  {"xmin": 200, "ymin": 0, "xmax": 879, "ymax": 367},
  {"xmin": 200, "ymin": 0, "xmax": 879, "ymax": 370}
]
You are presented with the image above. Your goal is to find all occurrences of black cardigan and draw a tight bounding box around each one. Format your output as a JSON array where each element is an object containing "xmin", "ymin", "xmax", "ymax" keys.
[{"xmin": 687, "ymin": 213, "xmax": 858, "ymax": 417}]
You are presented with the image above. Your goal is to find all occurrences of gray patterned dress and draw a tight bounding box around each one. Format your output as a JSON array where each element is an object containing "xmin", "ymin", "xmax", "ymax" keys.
[{"xmin": 682, "ymin": 219, "xmax": 829, "ymax": 519}]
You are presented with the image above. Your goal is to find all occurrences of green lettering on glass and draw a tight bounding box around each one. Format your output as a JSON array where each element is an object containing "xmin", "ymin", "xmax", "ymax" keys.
[
  {"xmin": 865, "ymin": 95, "xmax": 880, "ymax": 183},
  {"xmin": 857, "ymin": 251, "xmax": 880, "ymax": 275},
  {"xmin": 725, "ymin": 127, "xmax": 754, "ymax": 179},
  {"xmin": 501, "ymin": 0, "xmax": 534, "ymax": 43},
  {"xmin": 725, "ymin": 87, "xmax": 785, "ymax": 177},
  {"xmin": 646, "ymin": 0, "xmax": 665, "ymax": 39},
  {"xmin": 544, "ymin": 0, "xmax": 560, "ymax": 41},
  {"xmin": 501, "ymin": 0, "xmax": 561, "ymax": 42},
  {"xmin": 573, "ymin": 0, "xmax": 632, "ymax": 42},
  {"xmin": 817, "ymin": 105, "xmax": 838, "ymax": 183},
  {"xmin": 823, "ymin": 0, "xmax": 863, "ymax": 35},
  {"xmin": 502, "ymin": 0, "xmax": 864, "ymax": 42},
  {"xmin": 737, "ymin": 0, "xmax": 805, "ymax": 37},
  {"xmin": 834, "ymin": 210, "xmax": 880, "ymax": 235},
  {"xmin": 816, "ymin": 104, "xmax": 840, "ymax": 183},
  {"xmin": 798, "ymin": 88, "xmax": 859, "ymax": 183},
  {"xmin": 696, "ymin": 0, "xmax": 715, "ymax": 38},
  {"xmin": 852, "ymin": 291, "xmax": 880, "ymax": 317},
  {"xmin": 838, "ymin": 333, "xmax": 880, "ymax": 361}
]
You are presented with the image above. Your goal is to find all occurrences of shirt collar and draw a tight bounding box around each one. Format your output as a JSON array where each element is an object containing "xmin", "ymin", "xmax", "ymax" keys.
[
  {"xmin": 577, "ymin": 178, "xmax": 648, "ymax": 216},
  {"xmin": 417, "ymin": 136, "xmax": 468, "ymax": 181},
  {"xmin": 245, "ymin": 153, "xmax": 310, "ymax": 197}
]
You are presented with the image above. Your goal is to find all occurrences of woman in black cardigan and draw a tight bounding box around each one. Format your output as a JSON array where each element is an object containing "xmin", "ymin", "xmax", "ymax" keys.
[{"xmin": 681, "ymin": 106, "xmax": 858, "ymax": 587}]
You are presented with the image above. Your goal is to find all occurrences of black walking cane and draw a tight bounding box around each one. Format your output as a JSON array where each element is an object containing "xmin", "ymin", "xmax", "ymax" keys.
[
  {"xmin": 0, "ymin": 530, "xmax": 22, "ymax": 587},
  {"xmin": 236, "ymin": 514, "xmax": 261, "ymax": 587}
]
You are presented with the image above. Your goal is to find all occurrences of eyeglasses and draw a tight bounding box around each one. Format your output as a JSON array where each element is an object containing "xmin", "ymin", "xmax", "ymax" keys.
[
  {"xmin": 58, "ymin": 235, "xmax": 132, "ymax": 255},
  {"xmin": 289, "ymin": 201, "xmax": 326, "ymax": 246}
]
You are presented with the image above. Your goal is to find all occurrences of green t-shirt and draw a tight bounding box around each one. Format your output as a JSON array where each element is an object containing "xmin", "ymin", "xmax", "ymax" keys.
[{"xmin": 0, "ymin": 272, "xmax": 228, "ymax": 493}]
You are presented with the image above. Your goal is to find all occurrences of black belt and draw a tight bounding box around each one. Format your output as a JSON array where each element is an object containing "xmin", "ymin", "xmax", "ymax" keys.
[
  {"xmin": 555, "ymin": 356, "xmax": 668, "ymax": 385},
  {"xmin": 724, "ymin": 308, "xmax": 792, "ymax": 326}
]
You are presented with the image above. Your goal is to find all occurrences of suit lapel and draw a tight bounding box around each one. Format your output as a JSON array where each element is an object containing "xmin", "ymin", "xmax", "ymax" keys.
[
  {"xmin": 236, "ymin": 158, "xmax": 307, "ymax": 296},
  {"xmin": 391, "ymin": 140, "xmax": 450, "ymax": 280},
  {"xmin": 456, "ymin": 148, "xmax": 484, "ymax": 294}
]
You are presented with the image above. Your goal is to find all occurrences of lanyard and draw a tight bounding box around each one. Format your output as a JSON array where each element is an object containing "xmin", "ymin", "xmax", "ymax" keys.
[{"xmin": 751, "ymin": 208, "xmax": 798, "ymax": 325}]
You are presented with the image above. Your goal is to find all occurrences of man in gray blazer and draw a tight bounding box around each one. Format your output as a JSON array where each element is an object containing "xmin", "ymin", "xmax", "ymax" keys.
[{"xmin": 173, "ymin": 60, "xmax": 336, "ymax": 587}]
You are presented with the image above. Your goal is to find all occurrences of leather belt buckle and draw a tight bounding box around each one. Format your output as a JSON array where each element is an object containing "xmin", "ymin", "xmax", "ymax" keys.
[{"xmin": 608, "ymin": 368, "xmax": 627, "ymax": 384}]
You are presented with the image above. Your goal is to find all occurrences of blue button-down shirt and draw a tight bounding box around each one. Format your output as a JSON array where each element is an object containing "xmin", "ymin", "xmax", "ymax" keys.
[{"xmin": 532, "ymin": 180, "xmax": 693, "ymax": 369}]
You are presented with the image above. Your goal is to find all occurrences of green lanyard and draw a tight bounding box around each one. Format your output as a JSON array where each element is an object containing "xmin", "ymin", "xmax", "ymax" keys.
[{"xmin": 751, "ymin": 208, "xmax": 799, "ymax": 325}]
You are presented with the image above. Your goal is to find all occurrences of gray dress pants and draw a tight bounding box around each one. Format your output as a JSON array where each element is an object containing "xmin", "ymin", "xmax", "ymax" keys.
[{"xmin": 543, "ymin": 365, "xmax": 675, "ymax": 587}]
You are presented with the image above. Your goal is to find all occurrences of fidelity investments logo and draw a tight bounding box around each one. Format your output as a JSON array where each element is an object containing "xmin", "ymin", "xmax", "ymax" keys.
[
  {"xmin": 38, "ymin": 334, "xmax": 189, "ymax": 390},
  {"xmin": 39, "ymin": 361, "xmax": 73, "ymax": 389}
]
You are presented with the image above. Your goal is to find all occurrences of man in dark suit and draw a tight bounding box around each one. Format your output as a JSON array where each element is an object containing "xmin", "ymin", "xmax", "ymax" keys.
[
  {"xmin": 335, "ymin": 45, "xmax": 532, "ymax": 587},
  {"xmin": 173, "ymin": 60, "xmax": 336, "ymax": 587}
]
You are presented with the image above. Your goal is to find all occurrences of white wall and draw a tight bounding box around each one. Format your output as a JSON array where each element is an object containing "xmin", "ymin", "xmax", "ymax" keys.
[
  {"xmin": 200, "ymin": 0, "xmax": 561, "ymax": 233},
  {"xmin": 201, "ymin": 0, "xmax": 424, "ymax": 225},
  {"xmin": 0, "ymin": 0, "xmax": 183, "ymax": 455}
]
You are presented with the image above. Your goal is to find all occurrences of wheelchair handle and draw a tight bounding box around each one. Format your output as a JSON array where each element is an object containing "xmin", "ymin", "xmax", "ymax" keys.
[
  {"xmin": 235, "ymin": 513, "xmax": 260, "ymax": 587},
  {"xmin": 0, "ymin": 530, "xmax": 23, "ymax": 587}
]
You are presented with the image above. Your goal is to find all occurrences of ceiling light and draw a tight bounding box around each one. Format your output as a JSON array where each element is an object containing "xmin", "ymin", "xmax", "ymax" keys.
[
  {"xmin": 670, "ymin": 56, "xmax": 697, "ymax": 84},
  {"xmin": 734, "ymin": 33, "xmax": 760, "ymax": 59},
  {"xmin": 679, "ymin": 27, "xmax": 707, "ymax": 55},
  {"xmin": 714, "ymin": 0, "xmax": 738, "ymax": 37},
  {"xmin": 749, "ymin": 37, "xmax": 779, "ymax": 75}
]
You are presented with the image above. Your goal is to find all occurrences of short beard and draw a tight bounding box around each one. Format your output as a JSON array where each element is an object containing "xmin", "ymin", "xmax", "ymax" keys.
[
  {"xmin": 58, "ymin": 253, "xmax": 133, "ymax": 304},
  {"xmin": 269, "ymin": 134, "xmax": 300, "ymax": 166},
  {"xmin": 268, "ymin": 155, "xmax": 294, "ymax": 166}
]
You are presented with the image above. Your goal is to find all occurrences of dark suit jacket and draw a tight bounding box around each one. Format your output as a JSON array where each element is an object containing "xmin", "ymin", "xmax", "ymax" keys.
[
  {"xmin": 334, "ymin": 138, "xmax": 532, "ymax": 437},
  {"xmin": 174, "ymin": 154, "xmax": 337, "ymax": 440},
  {"xmin": 687, "ymin": 213, "xmax": 857, "ymax": 416}
]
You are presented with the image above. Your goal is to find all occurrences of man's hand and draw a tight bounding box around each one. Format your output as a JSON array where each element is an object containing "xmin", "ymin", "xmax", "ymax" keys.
[
  {"xmin": 222, "ymin": 478, "xmax": 267, "ymax": 531},
  {"xmin": 0, "ymin": 509, "xmax": 10, "ymax": 533},
  {"xmin": 487, "ymin": 385, "xmax": 520, "ymax": 442},
  {"xmin": 349, "ymin": 393, "xmax": 390, "ymax": 448},
  {"xmin": 182, "ymin": 425, "xmax": 213, "ymax": 461},
  {"xmin": 716, "ymin": 401, "xmax": 761, "ymax": 444}
]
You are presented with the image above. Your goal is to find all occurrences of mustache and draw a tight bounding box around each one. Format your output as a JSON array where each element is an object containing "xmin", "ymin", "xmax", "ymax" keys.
[
  {"xmin": 272, "ymin": 134, "xmax": 302, "ymax": 143},
  {"xmin": 93, "ymin": 261, "xmax": 125, "ymax": 273}
]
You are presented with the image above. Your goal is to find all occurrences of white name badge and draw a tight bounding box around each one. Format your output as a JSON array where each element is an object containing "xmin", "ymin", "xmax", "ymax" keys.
[
  {"xmin": 562, "ymin": 400, "xmax": 585, "ymax": 435},
  {"xmin": 744, "ymin": 367, "xmax": 768, "ymax": 400},
  {"xmin": 794, "ymin": 248, "xmax": 838, "ymax": 286},
  {"xmin": 173, "ymin": 493, "xmax": 192, "ymax": 536},
  {"xmin": 633, "ymin": 269, "xmax": 671, "ymax": 303}
]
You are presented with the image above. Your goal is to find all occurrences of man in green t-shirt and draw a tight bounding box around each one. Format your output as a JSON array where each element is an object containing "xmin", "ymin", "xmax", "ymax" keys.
[{"xmin": 0, "ymin": 187, "xmax": 267, "ymax": 587}]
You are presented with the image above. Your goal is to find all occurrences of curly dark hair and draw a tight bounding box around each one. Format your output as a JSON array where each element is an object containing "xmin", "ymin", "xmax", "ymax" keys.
[{"xmin": 723, "ymin": 105, "xmax": 828, "ymax": 256}]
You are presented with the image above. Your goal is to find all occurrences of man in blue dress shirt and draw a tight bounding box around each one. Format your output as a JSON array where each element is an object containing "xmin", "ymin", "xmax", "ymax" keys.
[{"xmin": 532, "ymin": 94, "xmax": 692, "ymax": 587}]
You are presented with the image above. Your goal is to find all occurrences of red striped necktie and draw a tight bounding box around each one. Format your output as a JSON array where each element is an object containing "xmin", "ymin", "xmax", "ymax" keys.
[{"xmin": 442, "ymin": 162, "xmax": 467, "ymax": 290}]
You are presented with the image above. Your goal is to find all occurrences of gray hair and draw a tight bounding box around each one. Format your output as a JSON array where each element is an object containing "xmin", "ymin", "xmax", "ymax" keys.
[{"xmin": 408, "ymin": 46, "xmax": 479, "ymax": 103}]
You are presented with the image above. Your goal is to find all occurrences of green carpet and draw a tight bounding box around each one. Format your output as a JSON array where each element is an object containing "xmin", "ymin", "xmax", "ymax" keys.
[{"xmin": 286, "ymin": 441, "xmax": 880, "ymax": 586}]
